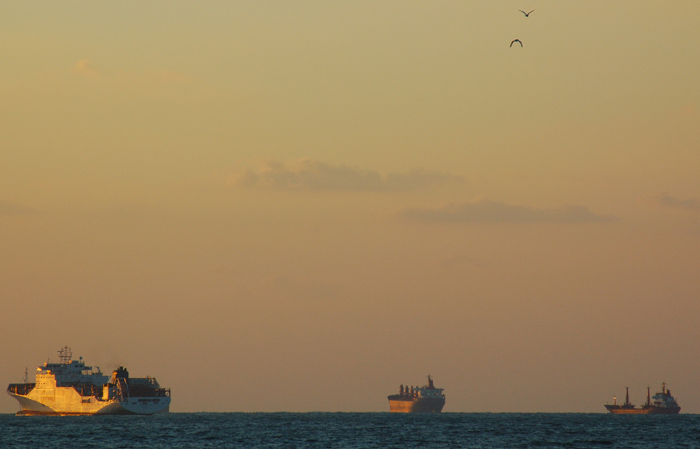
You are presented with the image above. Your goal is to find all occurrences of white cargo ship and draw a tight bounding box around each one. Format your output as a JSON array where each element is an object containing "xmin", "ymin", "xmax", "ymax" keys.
[{"xmin": 6, "ymin": 347, "xmax": 171, "ymax": 415}]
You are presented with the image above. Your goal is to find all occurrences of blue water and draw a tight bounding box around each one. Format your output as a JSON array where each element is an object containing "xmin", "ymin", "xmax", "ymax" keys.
[{"xmin": 1, "ymin": 413, "xmax": 698, "ymax": 448}]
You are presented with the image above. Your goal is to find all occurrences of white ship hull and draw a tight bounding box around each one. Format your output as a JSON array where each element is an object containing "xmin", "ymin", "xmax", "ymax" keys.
[{"xmin": 9, "ymin": 387, "xmax": 170, "ymax": 415}]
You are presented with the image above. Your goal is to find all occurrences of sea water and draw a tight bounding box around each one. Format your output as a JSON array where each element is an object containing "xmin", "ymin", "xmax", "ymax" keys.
[{"xmin": 1, "ymin": 412, "xmax": 698, "ymax": 448}]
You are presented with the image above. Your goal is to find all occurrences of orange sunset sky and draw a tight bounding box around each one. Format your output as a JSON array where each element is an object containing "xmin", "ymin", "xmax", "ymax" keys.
[{"xmin": 2, "ymin": 1, "xmax": 700, "ymax": 413}]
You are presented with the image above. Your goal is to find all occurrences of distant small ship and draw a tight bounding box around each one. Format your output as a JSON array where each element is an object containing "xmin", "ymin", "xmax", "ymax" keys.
[
  {"xmin": 387, "ymin": 375, "xmax": 445, "ymax": 413},
  {"xmin": 605, "ymin": 383, "xmax": 680, "ymax": 414}
]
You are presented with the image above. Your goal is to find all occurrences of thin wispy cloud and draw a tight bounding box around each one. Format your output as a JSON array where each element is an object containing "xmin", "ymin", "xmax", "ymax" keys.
[
  {"xmin": 399, "ymin": 199, "xmax": 615, "ymax": 224},
  {"xmin": 72, "ymin": 59, "xmax": 100, "ymax": 78},
  {"xmin": 641, "ymin": 194, "xmax": 700, "ymax": 212},
  {"xmin": 0, "ymin": 200, "xmax": 32, "ymax": 216},
  {"xmin": 71, "ymin": 59, "xmax": 191, "ymax": 84},
  {"xmin": 270, "ymin": 275, "xmax": 341, "ymax": 303},
  {"xmin": 227, "ymin": 160, "xmax": 463, "ymax": 192},
  {"xmin": 438, "ymin": 254, "xmax": 491, "ymax": 270},
  {"xmin": 144, "ymin": 69, "xmax": 192, "ymax": 84}
]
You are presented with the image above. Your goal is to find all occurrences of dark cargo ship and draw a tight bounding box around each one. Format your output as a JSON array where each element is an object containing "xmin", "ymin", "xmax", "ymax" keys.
[
  {"xmin": 604, "ymin": 383, "xmax": 680, "ymax": 414},
  {"xmin": 388, "ymin": 375, "xmax": 445, "ymax": 413}
]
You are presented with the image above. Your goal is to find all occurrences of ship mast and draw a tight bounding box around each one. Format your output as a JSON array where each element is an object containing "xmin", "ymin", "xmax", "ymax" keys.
[{"xmin": 58, "ymin": 346, "xmax": 72, "ymax": 363}]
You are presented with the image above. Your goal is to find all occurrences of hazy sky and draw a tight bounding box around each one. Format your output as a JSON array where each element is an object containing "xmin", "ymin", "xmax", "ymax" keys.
[{"xmin": 2, "ymin": 1, "xmax": 700, "ymax": 413}]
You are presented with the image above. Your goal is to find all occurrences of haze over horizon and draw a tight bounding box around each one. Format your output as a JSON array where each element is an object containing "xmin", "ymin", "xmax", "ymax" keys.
[{"xmin": 2, "ymin": 1, "xmax": 700, "ymax": 414}]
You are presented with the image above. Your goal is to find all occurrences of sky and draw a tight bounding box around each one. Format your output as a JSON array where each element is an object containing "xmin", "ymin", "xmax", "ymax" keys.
[{"xmin": 1, "ymin": 1, "xmax": 700, "ymax": 413}]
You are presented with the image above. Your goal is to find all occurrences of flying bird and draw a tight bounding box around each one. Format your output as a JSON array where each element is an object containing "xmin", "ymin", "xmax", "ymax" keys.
[
  {"xmin": 519, "ymin": 10, "xmax": 534, "ymax": 17},
  {"xmin": 510, "ymin": 39, "xmax": 523, "ymax": 47}
]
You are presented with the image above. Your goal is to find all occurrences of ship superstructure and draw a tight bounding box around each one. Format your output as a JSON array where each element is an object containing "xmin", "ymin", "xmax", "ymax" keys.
[
  {"xmin": 387, "ymin": 375, "xmax": 445, "ymax": 413},
  {"xmin": 605, "ymin": 383, "xmax": 680, "ymax": 414},
  {"xmin": 7, "ymin": 347, "xmax": 170, "ymax": 415}
]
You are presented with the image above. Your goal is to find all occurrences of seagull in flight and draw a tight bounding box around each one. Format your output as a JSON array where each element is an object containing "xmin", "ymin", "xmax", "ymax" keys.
[
  {"xmin": 519, "ymin": 10, "xmax": 534, "ymax": 17},
  {"xmin": 510, "ymin": 39, "xmax": 523, "ymax": 47}
]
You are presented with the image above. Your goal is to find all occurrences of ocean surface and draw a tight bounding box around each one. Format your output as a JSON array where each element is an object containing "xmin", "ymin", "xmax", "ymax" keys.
[{"xmin": 1, "ymin": 413, "xmax": 698, "ymax": 448}]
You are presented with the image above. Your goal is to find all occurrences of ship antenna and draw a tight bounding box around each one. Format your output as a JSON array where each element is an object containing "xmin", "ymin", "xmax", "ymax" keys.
[{"xmin": 22, "ymin": 367, "xmax": 28, "ymax": 383}]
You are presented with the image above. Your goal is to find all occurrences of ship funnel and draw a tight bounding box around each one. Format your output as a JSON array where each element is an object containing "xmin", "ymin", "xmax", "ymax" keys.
[{"xmin": 111, "ymin": 366, "xmax": 129, "ymax": 383}]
